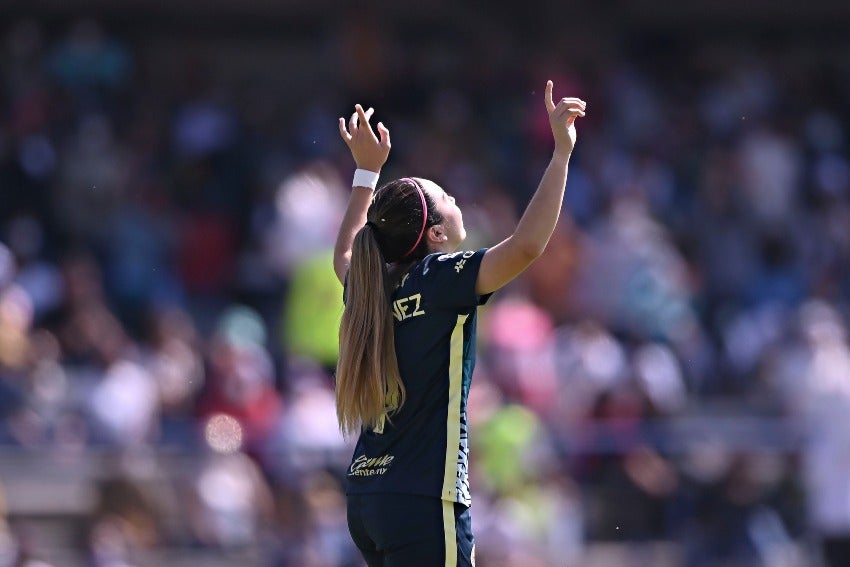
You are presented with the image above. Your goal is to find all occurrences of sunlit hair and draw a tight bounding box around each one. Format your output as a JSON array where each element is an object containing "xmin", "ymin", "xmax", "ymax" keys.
[{"xmin": 336, "ymin": 178, "xmax": 444, "ymax": 435}]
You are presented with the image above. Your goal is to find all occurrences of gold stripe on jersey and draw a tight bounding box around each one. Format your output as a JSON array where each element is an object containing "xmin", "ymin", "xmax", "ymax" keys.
[
  {"xmin": 443, "ymin": 500, "xmax": 457, "ymax": 566},
  {"xmin": 442, "ymin": 314, "xmax": 467, "ymax": 502}
]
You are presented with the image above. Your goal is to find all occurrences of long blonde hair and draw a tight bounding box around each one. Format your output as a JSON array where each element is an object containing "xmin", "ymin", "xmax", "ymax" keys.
[{"xmin": 335, "ymin": 178, "xmax": 442, "ymax": 435}]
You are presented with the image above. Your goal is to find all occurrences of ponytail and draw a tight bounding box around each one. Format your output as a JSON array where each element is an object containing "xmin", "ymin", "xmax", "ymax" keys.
[{"xmin": 335, "ymin": 225, "xmax": 406, "ymax": 435}]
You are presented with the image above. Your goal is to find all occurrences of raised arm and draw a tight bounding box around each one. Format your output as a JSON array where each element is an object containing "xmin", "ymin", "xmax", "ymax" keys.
[
  {"xmin": 475, "ymin": 81, "xmax": 586, "ymax": 296},
  {"xmin": 333, "ymin": 104, "xmax": 391, "ymax": 284}
]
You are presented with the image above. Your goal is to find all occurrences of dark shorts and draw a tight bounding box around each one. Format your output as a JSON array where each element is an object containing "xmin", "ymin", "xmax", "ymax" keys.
[{"xmin": 347, "ymin": 493, "xmax": 474, "ymax": 567}]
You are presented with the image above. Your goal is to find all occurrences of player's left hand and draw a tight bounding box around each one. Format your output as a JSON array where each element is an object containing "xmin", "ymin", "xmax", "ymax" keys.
[
  {"xmin": 544, "ymin": 80, "xmax": 586, "ymax": 156},
  {"xmin": 339, "ymin": 104, "xmax": 391, "ymax": 172}
]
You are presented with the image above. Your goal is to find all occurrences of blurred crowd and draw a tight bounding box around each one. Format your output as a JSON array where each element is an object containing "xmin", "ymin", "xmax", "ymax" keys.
[{"xmin": 1, "ymin": 10, "xmax": 850, "ymax": 567}]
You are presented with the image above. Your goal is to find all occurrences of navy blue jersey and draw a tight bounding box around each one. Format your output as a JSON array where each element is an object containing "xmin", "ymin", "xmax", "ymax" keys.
[{"xmin": 345, "ymin": 248, "xmax": 491, "ymax": 506}]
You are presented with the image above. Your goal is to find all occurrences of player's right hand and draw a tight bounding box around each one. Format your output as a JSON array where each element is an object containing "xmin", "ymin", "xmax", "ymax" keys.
[
  {"xmin": 544, "ymin": 80, "xmax": 586, "ymax": 155},
  {"xmin": 339, "ymin": 104, "xmax": 391, "ymax": 172}
]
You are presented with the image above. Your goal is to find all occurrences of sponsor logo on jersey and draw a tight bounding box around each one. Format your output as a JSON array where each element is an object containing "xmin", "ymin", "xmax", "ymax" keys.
[
  {"xmin": 348, "ymin": 453, "xmax": 395, "ymax": 477},
  {"xmin": 437, "ymin": 250, "xmax": 475, "ymax": 273}
]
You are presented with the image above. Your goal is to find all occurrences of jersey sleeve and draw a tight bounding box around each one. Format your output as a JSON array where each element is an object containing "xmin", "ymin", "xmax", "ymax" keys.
[{"xmin": 420, "ymin": 248, "xmax": 491, "ymax": 311}]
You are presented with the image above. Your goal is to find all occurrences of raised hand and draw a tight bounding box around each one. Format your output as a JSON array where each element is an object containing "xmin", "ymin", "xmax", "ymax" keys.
[
  {"xmin": 544, "ymin": 80, "xmax": 586, "ymax": 155},
  {"xmin": 339, "ymin": 104, "xmax": 391, "ymax": 172}
]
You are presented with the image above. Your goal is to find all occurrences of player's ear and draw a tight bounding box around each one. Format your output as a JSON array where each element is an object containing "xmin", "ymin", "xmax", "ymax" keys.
[{"xmin": 427, "ymin": 224, "xmax": 447, "ymax": 244}]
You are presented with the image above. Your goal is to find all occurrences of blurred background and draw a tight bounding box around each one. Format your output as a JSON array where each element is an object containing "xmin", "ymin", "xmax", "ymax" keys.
[{"xmin": 0, "ymin": 1, "xmax": 849, "ymax": 565}]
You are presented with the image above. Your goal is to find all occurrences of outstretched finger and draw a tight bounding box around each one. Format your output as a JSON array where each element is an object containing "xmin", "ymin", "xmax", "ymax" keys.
[
  {"xmin": 545, "ymin": 80, "xmax": 556, "ymax": 114},
  {"xmin": 364, "ymin": 107, "xmax": 375, "ymax": 121},
  {"xmin": 377, "ymin": 121, "xmax": 391, "ymax": 149},
  {"xmin": 338, "ymin": 117, "xmax": 352, "ymax": 143},
  {"xmin": 355, "ymin": 104, "xmax": 377, "ymax": 139},
  {"xmin": 350, "ymin": 108, "xmax": 360, "ymax": 133}
]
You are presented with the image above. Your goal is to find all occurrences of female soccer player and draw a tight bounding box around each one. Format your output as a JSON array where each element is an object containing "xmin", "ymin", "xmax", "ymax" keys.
[{"xmin": 334, "ymin": 81, "xmax": 585, "ymax": 567}]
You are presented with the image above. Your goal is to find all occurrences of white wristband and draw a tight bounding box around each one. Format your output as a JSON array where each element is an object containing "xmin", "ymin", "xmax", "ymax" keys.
[{"xmin": 352, "ymin": 168, "xmax": 380, "ymax": 190}]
